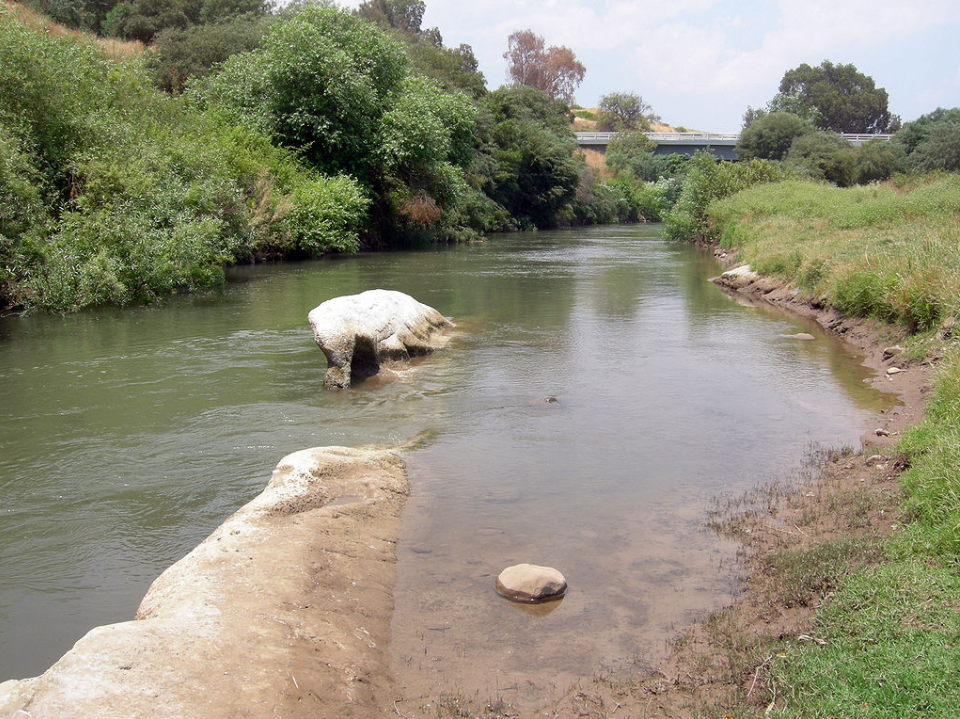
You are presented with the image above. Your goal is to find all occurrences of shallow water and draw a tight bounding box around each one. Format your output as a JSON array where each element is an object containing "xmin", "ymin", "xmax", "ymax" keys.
[
  {"xmin": 0, "ymin": 225, "xmax": 891, "ymax": 682},
  {"xmin": 386, "ymin": 228, "xmax": 895, "ymax": 708}
]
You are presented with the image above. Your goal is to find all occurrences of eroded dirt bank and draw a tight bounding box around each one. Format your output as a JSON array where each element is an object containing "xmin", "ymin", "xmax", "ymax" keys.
[{"xmin": 0, "ymin": 446, "xmax": 408, "ymax": 719}]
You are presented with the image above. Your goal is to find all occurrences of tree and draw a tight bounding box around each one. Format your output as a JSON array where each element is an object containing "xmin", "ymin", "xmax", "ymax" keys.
[
  {"xmin": 23, "ymin": 0, "xmax": 123, "ymax": 31},
  {"xmin": 735, "ymin": 111, "xmax": 813, "ymax": 161},
  {"xmin": 105, "ymin": 0, "xmax": 272, "ymax": 43},
  {"xmin": 597, "ymin": 92, "xmax": 656, "ymax": 131},
  {"xmin": 851, "ymin": 139, "xmax": 906, "ymax": 184},
  {"xmin": 909, "ymin": 122, "xmax": 960, "ymax": 173},
  {"xmin": 768, "ymin": 60, "xmax": 899, "ymax": 134},
  {"xmin": 201, "ymin": 4, "xmax": 409, "ymax": 178},
  {"xmin": 148, "ymin": 14, "xmax": 274, "ymax": 92},
  {"xmin": 785, "ymin": 131, "xmax": 856, "ymax": 186},
  {"xmin": 407, "ymin": 41, "xmax": 486, "ymax": 98},
  {"xmin": 894, "ymin": 108, "xmax": 960, "ymax": 173},
  {"xmin": 503, "ymin": 29, "xmax": 584, "ymax": 104},
  {"xmin": 358, "ymin": 0, "xmax": 424, "ymax": 35},
  {"xmin": 604, "ymin": 131, "xmax": 655, "ymax": 174},
  {"xmin": 479, "ymin": 85, "xmax": 580, "ymax": 227}
]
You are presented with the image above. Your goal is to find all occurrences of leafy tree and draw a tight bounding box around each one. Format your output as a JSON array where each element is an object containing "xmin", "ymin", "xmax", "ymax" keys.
[
  {"xmin": 895, "ymin": 108, "xmax": 960, "ymax": 173},
  {"xmin": 785, "ymin": 131, "xmax": 855, "ymax": 186},
  {"xmin": 479, "ymin": 85, "xmax": 580, "ymax": 228},
  {"xmin": 503, "ymin": 29, "xmax": 585, "ymax": 104},
  {"xmin": 597, "ymin": 92, "xmax": 657, "ymax": 131},
  {"xmin": 910, "ymin": 122, "xmax": 960, "ymax": 173},
  {"xmin": 406, "ymin": 41, "xmax": 486, "ymax": 98},
  {"xmin": 741, "ymin": 105, "xmax": 765, "ymax": 129},
  {"xmin": 851, "ymin": 138, "xmax": 906, "ymax": 184},
  {"xmin": 769, "ymin": 60, "xmax": 899, "ymax": 133},
  {"xmin": 357, "ymin": 0, "xmax": 426, "ymax": 36},
  {"xmin": 22, "ymin": 0, "xmax": 123, "ymax": 31},
  {"xmin": 565, "ymin": 166, "xmax": 633, "ymax": 225},
  {"xmin": 200, "ymin": 4, "xmax": 409, "ymax": 178},
  {"xmin": 148, "ymin": 14, "xmax": 274, "ymax": 93},
  {"xmin": 736, "ymin": 111, "xmax": 813, "ymax": 161},
  {"xmin": 604, "ymin": 130, "xmax": 654, "ymax": 170},
  {"xmin": 105, "ymin": 0, "xmax": 272, "ymax": 43}
]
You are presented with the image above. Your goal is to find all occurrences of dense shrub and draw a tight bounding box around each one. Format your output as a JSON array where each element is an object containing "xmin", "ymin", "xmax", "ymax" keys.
[
  {"xmin": 0, "ymin": 11, "xmax": 369, "ymax": 311},
  {"xmin": 665, "ymin": 153, "xmax": 790, "ymax": 241},
  {"xmin": 147, "ymin": 13, "xmax": 274, "ymax": 92}
]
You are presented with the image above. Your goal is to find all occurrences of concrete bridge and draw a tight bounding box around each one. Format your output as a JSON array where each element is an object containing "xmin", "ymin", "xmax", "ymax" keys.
[{"xmin": 575, "ymin": 131, "xmax": 893, "ymax": 161}]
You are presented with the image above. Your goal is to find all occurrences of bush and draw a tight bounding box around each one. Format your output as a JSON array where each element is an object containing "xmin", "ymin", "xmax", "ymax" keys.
[
  {"xmin": 735, "ymin": 111, "xmax": 813, "ymax": 161},
  {"xmin": 665, "ymin": 153, "xmax": 789, "ymax": 241},
  {"xmin": 147, "ymin": 14, "xmax": 274, "ymax": 93},
  {"xmin": 0, "ymin": 13, "xmax": 372, "ymax": 311}
]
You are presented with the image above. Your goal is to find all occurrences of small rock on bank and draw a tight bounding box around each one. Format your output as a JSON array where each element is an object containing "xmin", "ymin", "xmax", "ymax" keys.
[{"xmin": 495, "ymin": 564, "xmax": 566, "ymax": 603}]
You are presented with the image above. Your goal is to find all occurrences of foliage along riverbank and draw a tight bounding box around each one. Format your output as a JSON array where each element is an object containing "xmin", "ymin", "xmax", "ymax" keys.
[
  {"xmin": 0, "ymin": 2, "xmax": 641, "ymax": 313},
  {"xmin": 686, "ymin": 175, "xmax": 960, "ymax": 718}
]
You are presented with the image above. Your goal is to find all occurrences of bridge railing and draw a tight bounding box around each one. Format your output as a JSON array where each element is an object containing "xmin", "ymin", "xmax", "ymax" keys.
[{"xmin": 575, "ymin": 131, "xmax": 893, "ymax": 145}]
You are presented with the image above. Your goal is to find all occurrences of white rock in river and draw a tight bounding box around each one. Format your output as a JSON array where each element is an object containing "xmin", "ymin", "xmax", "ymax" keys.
[
  {"xmin": 308, "ymin": 289, "xmax": 453, "ymax": 389},
  {"xmin": 495, "ymin": 564, "xmax": 567, "ymax": 603}
]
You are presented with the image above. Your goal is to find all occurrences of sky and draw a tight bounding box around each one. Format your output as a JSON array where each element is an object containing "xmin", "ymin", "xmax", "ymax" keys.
[{"xmin": 335, "ymin": 0, "xmax": 960, "ymax": 132}]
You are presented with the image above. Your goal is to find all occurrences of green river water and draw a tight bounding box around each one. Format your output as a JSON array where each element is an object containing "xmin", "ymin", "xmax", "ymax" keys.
[{"xmin": 0, "ymin": 225, "xmax": 892, "ymax": 689}]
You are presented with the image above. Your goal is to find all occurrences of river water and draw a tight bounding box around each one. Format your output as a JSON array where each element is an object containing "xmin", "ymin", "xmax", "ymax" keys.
[{"xmin": 0, "ymin": 225, "xmax": 891, "ymax": 685}]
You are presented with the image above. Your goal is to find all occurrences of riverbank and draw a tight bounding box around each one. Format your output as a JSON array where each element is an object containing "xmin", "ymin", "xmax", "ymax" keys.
[
  {"xmin": 532, "ymin": 263, "xmax": 941, "ymax": 718},
  {"xmin": 0, "ymin": 446, "xmax": 409, "ymax": 719},
  {"xmin": 569, "ymin": 175, "xmax": 960, "ymax": 718}
]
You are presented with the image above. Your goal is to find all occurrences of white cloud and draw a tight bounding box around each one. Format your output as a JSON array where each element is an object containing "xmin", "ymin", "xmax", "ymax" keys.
[{"xmin": 324, "ymin": 0, "xmax": 960, "ymax": 127}]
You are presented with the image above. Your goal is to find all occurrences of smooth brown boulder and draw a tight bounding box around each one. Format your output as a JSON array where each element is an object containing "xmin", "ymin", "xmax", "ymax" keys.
[{"xmin": 495, "ymin": 564, "xmax": 567, "ymax": 603}]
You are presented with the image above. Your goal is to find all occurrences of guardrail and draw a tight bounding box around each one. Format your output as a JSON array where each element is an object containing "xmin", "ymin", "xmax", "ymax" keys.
[{"xmin": 575, "ymin": 131, "xmax": 893, "ymax": 145}]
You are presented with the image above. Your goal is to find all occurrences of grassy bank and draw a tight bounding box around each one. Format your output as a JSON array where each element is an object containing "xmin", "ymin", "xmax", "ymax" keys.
[{"xmin": 700, "ymin": 174, "xmax": 960, "ymax": 718}]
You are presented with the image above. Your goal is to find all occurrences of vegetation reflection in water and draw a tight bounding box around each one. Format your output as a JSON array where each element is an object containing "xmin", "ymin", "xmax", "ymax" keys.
[{"xmin": 0, "ymin": 225, "xmax": 892, "ymax": 681}]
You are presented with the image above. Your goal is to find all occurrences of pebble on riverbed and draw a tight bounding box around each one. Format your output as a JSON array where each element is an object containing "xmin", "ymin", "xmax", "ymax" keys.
[{"xmin": 495, "ymin": 564, "xmax": 567, "ymax": 603}]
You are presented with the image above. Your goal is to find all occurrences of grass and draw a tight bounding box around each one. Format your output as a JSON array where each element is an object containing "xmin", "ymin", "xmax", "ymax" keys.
[
  {"xmin": 770, "ymin": 562, "xmax": 960, "ymax": 719},
  {"xmin": 710, "ymin": 174, "xmax": 960, "ymax": 332},
  {"xmin": 699, "ymin": 174, "xmax": 960, "ymax": 719}
]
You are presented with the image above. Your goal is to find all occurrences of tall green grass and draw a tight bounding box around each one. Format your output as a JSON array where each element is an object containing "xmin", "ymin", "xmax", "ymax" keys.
[{"xmin": 710, "ymin": 175, "xmax": 960, "ymax": 331}]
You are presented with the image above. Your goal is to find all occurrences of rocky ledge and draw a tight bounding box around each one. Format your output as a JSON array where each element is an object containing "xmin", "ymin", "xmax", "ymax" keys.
[{"xmin": 0, "ymin": 446, "xmax": 409, "ymax": 719}]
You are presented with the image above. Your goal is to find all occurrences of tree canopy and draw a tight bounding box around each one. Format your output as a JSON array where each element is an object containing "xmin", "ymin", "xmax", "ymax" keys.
[
  {"xmin": 105, "ymin": 0, "xmax": 273, "ymax": 43},
  {"xmin": 503, "ymin": 29, "xmax": 585, "ymax": 104},
  {"xmin": 736, "ymin": 111, "xmax": 813, "ymax": 161},
  {"xmin": 769, "ymin": 61, "xmax": 899, "ymax": 134},
  {"xmin": 597, "ymin": 92, "xmax": 657, "ymax": 131},
  {"xmin": 894, "ymin": 108, "xmax": 960, "ymax": 173}
]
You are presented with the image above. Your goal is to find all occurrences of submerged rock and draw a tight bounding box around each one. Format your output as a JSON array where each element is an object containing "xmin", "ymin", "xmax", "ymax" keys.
[
  {"xmin": 495, "ymin": 564, "xmax": 567, "ymax": 603},
  {"xmin": 309, "ymin": 289, "xmax": 453, "ymax": 389}
]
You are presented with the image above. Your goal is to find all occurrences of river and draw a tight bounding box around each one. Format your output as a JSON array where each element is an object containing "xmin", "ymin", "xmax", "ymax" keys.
[{"xmin": 0, "ymin": 225, "xmax": 892, "ymax": 685}]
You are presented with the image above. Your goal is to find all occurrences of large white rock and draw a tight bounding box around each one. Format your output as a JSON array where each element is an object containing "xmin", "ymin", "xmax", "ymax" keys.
[
  {"xmin": 0, "ymin": 446, "xmax": 409, "ymax": 719},
  {"xmin": 308, "ymin": 289, "xmax": 454, "ymax": 389},
  {"xmin": 495, "ymin": 564, "xmax": 567, "ymax": 603}
]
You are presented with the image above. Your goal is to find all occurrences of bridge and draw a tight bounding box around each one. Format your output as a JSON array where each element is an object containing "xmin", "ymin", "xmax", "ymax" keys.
[{"xmin": 575, "ymin": 131, "xmax": 894, "ymax": 161}]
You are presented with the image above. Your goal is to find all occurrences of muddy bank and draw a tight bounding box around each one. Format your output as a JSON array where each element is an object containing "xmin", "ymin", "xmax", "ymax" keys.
[
  {"xmin": 0, "ymin": 446, "xmax": 408, "ymax": 719},
  {"xmin": 711, "ymin": 265, "xmax": 932, "ymax": 435}
]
